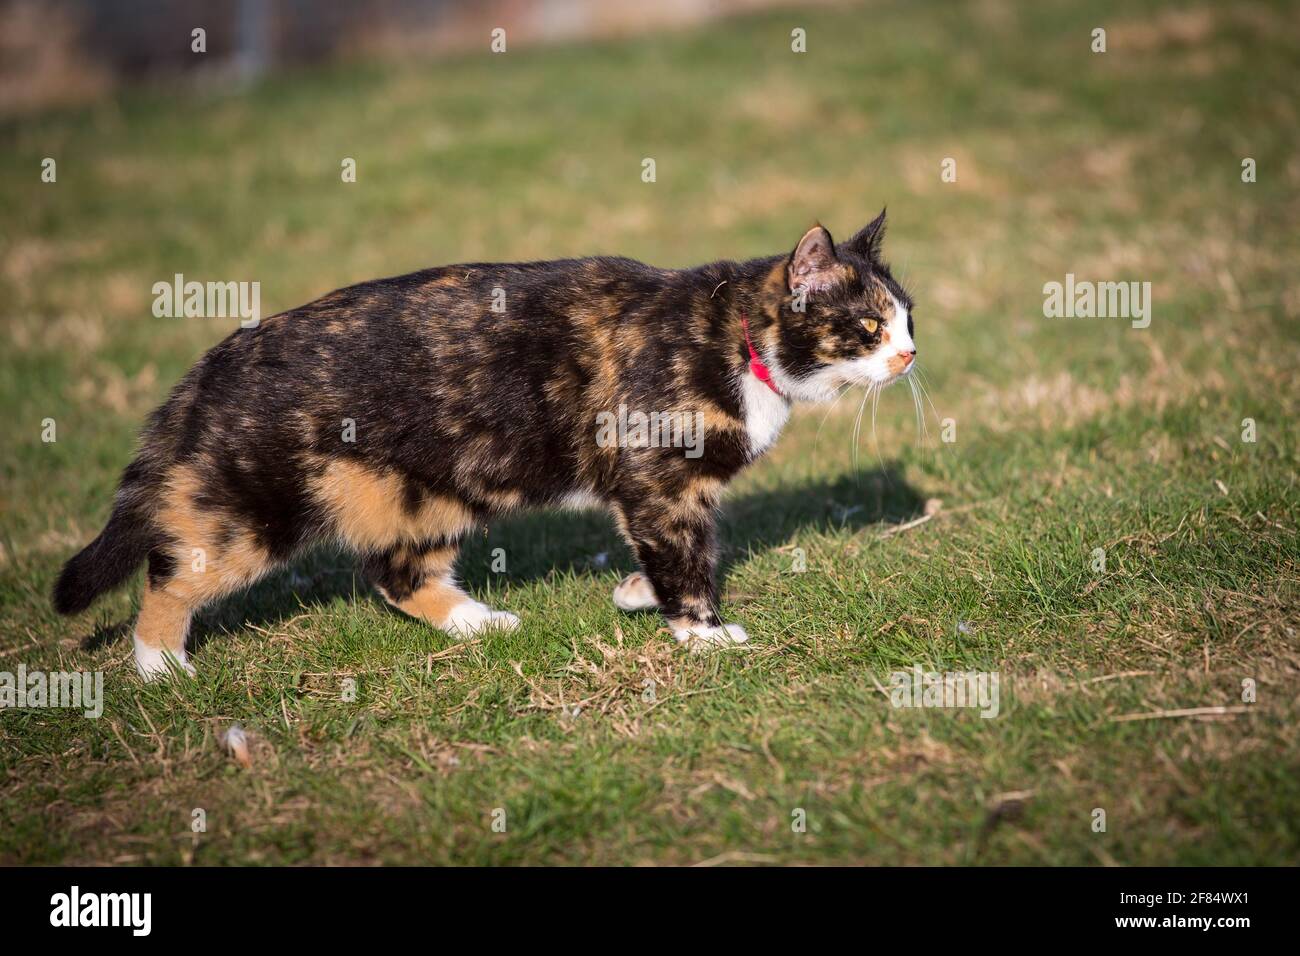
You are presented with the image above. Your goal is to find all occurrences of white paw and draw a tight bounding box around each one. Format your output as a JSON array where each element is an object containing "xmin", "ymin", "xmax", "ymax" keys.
[
  {"xmin": 444, "ymin": 600, "xmax": 521, "ymax": 637},
  {"xmin": 671, "ymin": 621, "xmax": 749, "ymax": 651},
  {"xmin": 133, "ymin": 633, "xmax": 196, "ymax": 681},
  {"xmin": 613, "ymin": 572, "xmax": 660, "ymax": 611}
]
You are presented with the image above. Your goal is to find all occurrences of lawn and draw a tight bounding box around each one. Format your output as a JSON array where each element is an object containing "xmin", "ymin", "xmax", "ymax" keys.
[{"xmin": 1, "ymin": 0, "xmax": 1298, "ymax": 865}]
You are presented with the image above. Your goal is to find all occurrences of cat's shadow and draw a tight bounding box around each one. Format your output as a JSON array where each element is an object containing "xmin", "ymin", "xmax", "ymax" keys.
[{"xmin": 81, "ymin": 462, "xmax": 924, "ymax": 652}]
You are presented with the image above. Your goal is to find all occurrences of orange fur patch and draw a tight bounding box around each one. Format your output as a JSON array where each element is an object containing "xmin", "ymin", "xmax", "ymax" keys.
[
  {"xmin": 156, "ymin": 464, "xmax": 273, "ymax": 604},
  {"xmin": 310, "ymin": 460, "xmax": 475, "ymax": 550},
  {"xmin": 390, "ymin": 578, "xmax": 467, "ymax": 625},
  {"xmin": 380, "ymin": 546, "xmax": 468, "ymax": 625},
  {"xmin": 134, "ymin": 582, "xmax": 193, "ymax": 653}
]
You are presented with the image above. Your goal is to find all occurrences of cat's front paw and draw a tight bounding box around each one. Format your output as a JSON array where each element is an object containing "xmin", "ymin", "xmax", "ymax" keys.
[
  {"xmin": 443, "ymin": 601, "xmax": 521, "ymax": 638},
  {"xmin": 671, "ymin": 621, "xmax": 749, "ymax": 652},
  {"xmin": 613, "ymin": 571, "xmax": 659, "ymax": 611}
]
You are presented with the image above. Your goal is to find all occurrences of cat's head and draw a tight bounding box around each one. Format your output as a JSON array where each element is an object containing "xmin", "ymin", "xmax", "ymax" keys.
[{"xmin": 764, "ymin": 211, "xmax": 916, "ymax": 401}]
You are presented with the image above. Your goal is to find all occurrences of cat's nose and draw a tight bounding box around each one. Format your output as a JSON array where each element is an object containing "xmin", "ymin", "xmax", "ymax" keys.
[{"xmin": 898, "ymin": 349, "xmax": 916, "ymax": 365}]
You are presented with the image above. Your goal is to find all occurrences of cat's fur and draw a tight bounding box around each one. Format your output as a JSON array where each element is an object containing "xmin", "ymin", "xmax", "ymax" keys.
[{"xmin": 52, "ymin": 212, "xmax": 916, "ymax": 678}]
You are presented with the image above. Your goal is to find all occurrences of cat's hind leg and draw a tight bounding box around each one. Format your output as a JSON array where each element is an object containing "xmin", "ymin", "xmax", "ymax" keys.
[
  {"xmin": 368, "ymin": 539, "xmax": 519, "ymax": 637},
  {"xmin": 136, "ymin": 466, "xmax": 282, "ymax": 680},
  {"xmin": 133, "ymin": 574, "xmax": 197, "ymax": 679}
]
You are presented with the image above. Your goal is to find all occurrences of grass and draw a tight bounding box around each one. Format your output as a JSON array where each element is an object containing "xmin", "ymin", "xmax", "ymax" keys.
[{"xmin": 1, "ymin": 0, "xmax": 1298, "ymax": 865}]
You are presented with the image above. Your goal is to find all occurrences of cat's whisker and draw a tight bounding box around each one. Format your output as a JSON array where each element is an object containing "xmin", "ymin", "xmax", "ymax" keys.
[
  {"xmin": 908, "ymin": 375, "xmax": 925, "ymax": 453},
  {"xmin": 914, "ymin": 365, "xmax": 942, "ymax": 425},
  {"xmin": 850, "ymin": 390, "xmax": 865, "ymax": 473},
  {"xmin": 816, "ymin": 382, "xmax": 856, "ymax": 439},
  {"xmin": 870, "ymin": 381, "xmax": 886, "ymax": 472},
  {"xmin": 912, "ymin": 367, "xmax": 942, "ymax": 463},
  {"xmin": 850, "ymin": 384, "xmax": 873, "ymax": 473},
  {"xmin": 812, "ymin": 381, "xmax": 856, "ymax": 472}
]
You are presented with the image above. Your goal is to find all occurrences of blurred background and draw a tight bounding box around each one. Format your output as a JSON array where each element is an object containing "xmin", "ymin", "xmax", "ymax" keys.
[{"xmin": 3, "ymin": 0, "xmax": 811, "ymax": 114}]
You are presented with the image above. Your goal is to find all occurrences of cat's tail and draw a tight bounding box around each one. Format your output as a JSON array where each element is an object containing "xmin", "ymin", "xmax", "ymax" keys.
[{"xmin": 52, "ymin": 467, "xmax": 159, "ymax": 616}]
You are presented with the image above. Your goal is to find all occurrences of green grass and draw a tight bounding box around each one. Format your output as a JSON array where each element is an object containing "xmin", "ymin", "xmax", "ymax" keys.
[{"xmin": 1, "ymin": 0, "xmax": 1298, "ymax": 865}]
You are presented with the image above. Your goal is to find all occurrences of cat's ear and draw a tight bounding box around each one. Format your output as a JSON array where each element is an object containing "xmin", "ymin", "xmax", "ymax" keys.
[
  {"xmin": 787, "ymin": 224, "xmax": 840, "ymax": 292},
  {"xmin": 846, "ymin": 208, "xmax": 887, "ymax": 262}
]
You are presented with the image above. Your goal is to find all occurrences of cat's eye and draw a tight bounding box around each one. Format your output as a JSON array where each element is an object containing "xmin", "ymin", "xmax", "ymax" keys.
[{"xmin": 862, "ymin": 317, "xmax": 879, "ymax": 334}]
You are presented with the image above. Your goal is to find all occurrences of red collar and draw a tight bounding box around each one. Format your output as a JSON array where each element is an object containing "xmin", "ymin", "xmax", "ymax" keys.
[{"xmin": 740, "ymin": 313, "xmax": 783, "ymax": 397}]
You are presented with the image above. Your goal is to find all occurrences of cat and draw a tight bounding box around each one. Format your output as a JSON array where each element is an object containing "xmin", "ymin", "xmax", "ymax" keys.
[{"xmin": 52, "ymin": 211, "xmax": 916, "ymax": 679}]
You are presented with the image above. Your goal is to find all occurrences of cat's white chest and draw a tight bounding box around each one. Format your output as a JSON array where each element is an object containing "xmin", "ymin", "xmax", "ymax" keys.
[{"xmin": 740, "ymin": 374, "xmax": 791, "ymax": 456}]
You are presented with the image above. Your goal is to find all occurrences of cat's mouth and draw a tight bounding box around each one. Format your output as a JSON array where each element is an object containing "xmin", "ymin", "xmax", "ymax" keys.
[
  {"xmin": 779, "ymin": 350, "xmax": 919, "ymax": 402},
  {"xmin": 886, "ymin": 350, "xmax": 917, "ymax": 379},
  {"xmin": 844, "ymin": 349, "xmax": 917, "ymax": 390}
]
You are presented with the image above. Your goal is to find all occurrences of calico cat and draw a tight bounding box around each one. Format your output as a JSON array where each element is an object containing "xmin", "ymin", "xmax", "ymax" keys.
[{"xmin": 52, "ymin": 212, "xmax": 916, "ymax": 679}]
